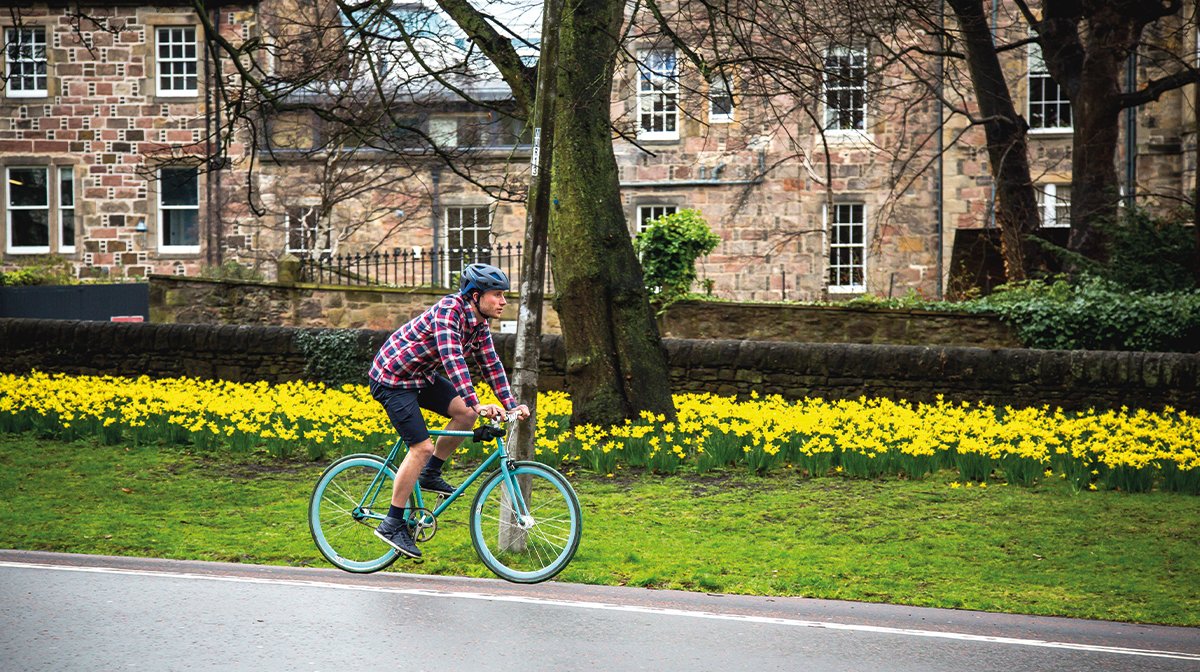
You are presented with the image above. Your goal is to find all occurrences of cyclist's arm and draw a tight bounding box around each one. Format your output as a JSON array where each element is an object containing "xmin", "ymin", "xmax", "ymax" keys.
[
  {"xmin": 433, "ymin": 308, "xmax": 483, "ymax": 409},
  {"xmin": 474, "ymin": 330, "xmax": 519, "ymax": 411}
]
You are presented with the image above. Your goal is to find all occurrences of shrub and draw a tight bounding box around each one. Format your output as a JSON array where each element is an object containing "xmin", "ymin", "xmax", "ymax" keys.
[
  {"xmin": 0, "ymin": 256, "xmax": 78, "ymax": 286},
  {"xmin": 295, "ymin": 329, "xmax": 369, "ymax": 387},
  {"xmin": 201, "ymin": 260, "xmax": 265, "ymax": 282},
  {"xmin": 966, "ymin": 276, "xmax": 1200, "ymax": 352},
  {"xmin": 1096, "ymin": 207, "xmax": 1196, "ymax": 292},
  {"xmin": 634, "ymin": 209, "xmax": 721, "ymax": 302}
]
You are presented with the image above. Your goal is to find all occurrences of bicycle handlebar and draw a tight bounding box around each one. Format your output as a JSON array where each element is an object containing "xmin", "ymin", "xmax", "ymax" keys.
[{"xmin": 471, "ymin": 409, "xmax": 524, "ymax": 442}]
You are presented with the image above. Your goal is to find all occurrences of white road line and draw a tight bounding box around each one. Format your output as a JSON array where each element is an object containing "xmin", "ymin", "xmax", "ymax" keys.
[{"xmin": 2, "ymin": 560, "xmax": 1197, "ymax": 662}]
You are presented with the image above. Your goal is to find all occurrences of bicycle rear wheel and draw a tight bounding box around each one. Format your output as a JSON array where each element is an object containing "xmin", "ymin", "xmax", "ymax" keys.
[
  {"xmin": 469, "ymin": 461, "xmax": 582, "ymax": 584},
  {"xmin": 309, "ymin": 453, "xmax": 400, "ymax": 573}
]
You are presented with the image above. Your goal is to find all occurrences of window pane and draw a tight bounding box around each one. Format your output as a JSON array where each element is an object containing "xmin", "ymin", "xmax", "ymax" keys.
[
  {"xmin": 824, "ymin": 48, "xmax": 867, "ymax": 130},
  {"xmin": 162, "ymin": 208, "xmax": 199, "ymax": 246},
  {"xmin": 11, "ymin": 210, "xmax": 49, "ymax": 247},
  {"xmin": 638, "ymin": 49, "xmax": 679, "ymax": 137},
  {"xmin": 157, "ymin": 26, "xmax": 197, "ymax": 93},
  {"xmin": 8, "ymin": 168, "xmax": 48, "ymax": 206},
  {"xmin": 4, "ymin": 27, "xmax": 47, "ymax": 93},
  {"xmin": 829, "ymin": 203, "xmax": 865, "ymax": 289},
  {"xmin": 61, "ymin": 210, "xmax": 75, "ymax": 247},
  {"xmin": 160, "ymin": 167, "xmax": 198, "ymax": 206},
  {"xmin": 59, "ymin": 167, "xmax": 74, "ymax": 207},
  {"xmin": 446, "ymin": 206, "xmax": 491, "ymax": 280},
  {"xmin": 286, "ymin": 207, "xmax": 331, "ymax": 253}
]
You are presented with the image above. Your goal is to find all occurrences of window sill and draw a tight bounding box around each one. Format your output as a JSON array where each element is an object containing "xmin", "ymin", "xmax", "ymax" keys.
[
  {"xmin": 154, "ymin": 92, "xmax": 200, "ymax": 101},
  {"xmin": 4, "ymin": 91, "xmax": 49, "ymax": 99},
  {"xmin": 157, "ymin": 246, "xmax": 201, "ymax": 256},
  {"xmin": 1028, "ymin": 128, "xmax": 1073, "ymax": 138},
  {"xmin": 827, "ymin": 285, "xmax": 866, "ymax": 294},
  {"xmin": 6, "ymin": 246, "xmax": 52, "ymax": 255},
  {"xmin": 637, "ymin": 133, "xmax": 681, "ymax": 143}
]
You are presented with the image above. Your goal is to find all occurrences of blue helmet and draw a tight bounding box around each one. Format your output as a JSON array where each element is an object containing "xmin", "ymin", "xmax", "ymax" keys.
[{"xmin": 460, "ymin": 262, "xmax": 510, "ymax": 295}]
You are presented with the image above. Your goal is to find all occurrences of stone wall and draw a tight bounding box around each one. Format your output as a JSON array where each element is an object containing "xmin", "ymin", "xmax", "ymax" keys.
[
  {"xmin": 3, "ymin": 318, "xmax": 1195, "ymax": 412},
  {"xmin": 148, "ymin": 275, "xmax": 1010, "ymax": 347},
  {"xmin": 657, "ymin": 300, "xmax": 1018, "ymax": 347},
  {"xmin": 149, "ymin": 274, "xmax": 561, "ymax": 333}
]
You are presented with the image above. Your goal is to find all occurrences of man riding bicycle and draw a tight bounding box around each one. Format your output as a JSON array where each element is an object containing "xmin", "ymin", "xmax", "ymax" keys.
[{"xmin": 369, "ymin": 262, "xmax": 530, "ymax": 558}]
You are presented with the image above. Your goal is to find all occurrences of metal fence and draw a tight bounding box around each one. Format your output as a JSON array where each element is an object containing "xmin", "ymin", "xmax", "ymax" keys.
[{"xmin": 298, "ymin": 243, "xmax": 528, "ymax": 289}]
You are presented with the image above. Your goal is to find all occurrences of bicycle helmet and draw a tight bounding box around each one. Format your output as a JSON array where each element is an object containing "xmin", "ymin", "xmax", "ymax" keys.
[{"xmin": 460, "ymin": 262, "xmax": 511, "ymax": 295}]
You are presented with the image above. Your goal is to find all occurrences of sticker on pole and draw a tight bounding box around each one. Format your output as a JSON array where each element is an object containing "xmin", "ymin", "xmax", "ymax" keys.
[{"xmin": 530, "ymin": 127, "xmax": 542, "ymax": 177}]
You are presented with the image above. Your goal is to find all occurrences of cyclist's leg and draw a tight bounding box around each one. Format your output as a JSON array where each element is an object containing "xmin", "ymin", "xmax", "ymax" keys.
[
  {"xmin": 369, "ymin": 380, "xmax": 435, "ymax": 509},
  {"xmin": 418, "ymin": 376, "xmax": 480, "ymax": 461}
]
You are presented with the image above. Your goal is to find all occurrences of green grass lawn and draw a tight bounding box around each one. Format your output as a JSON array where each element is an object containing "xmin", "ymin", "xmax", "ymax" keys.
[{"xmin": 1, "ymin": 433, "xmax": 1197, "ymax": 626}]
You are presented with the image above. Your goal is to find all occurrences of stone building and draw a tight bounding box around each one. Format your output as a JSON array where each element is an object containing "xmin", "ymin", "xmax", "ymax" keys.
[{"xmin": 1, "ymin": 1, "xmax": 1195, "ymax": 300}]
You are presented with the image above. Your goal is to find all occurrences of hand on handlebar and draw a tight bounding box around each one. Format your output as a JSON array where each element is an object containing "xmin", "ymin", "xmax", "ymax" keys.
[
  {"xmin": 474, "ymin": 403, "xmax": 530, "ymax": 423},
  {"xmin": 473, "ymin": 403, "xmax": 504, "ymax": 420}
]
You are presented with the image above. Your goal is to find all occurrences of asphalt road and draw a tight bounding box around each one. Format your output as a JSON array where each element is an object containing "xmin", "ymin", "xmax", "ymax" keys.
[{"xmin": 1, "ymin": 550, "xmax": 1197, "ymax": 672}]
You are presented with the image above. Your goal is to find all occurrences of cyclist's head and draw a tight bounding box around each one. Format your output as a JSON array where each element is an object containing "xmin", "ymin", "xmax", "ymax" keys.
[{"xmin": 460, "ymin": 263, "xmax": 510, "ymax": 298}]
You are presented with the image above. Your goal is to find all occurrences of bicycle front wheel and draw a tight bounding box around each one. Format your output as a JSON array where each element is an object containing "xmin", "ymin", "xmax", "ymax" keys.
[
  {"xmin": 469, "ymin": 461, "xmax": 582, "ymax": 584},
  {"xmin": 309, "ymin": 453, "xmax": 400, "ymax": 573}
]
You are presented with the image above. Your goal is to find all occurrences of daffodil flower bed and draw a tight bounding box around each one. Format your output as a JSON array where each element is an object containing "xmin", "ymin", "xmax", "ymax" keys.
[{"xmin": 2, "ymin": 372, "xmax": 1197, "ymax": 494}]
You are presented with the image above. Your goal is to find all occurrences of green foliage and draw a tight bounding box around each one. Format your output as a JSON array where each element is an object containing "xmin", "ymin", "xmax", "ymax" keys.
[
  {"xmin": 295, "ymin": 329, "xmax": 368, "ymax": 387},
  {"xmin": 1099, "ymin": 207, "xmax": 1197, "ymax": 292},
  {"xmin": 200, "ymin": 260, "xmax": 265, "ymax": 282},
  {"xmin": 0, "ymin": 256, "xmax": 78, "ymax": 286},
  {"xmin": 840, "ymin": 288, "xmax": 944, "ymax": 310},
  {"xmin": 966, "ymin": 276, "xmax": 1200, "ymax": 352},
  {"xmin": 634, "ymin": 209, "xmax": 721, "ymax": 302},
  {"xmin": 3, "ymin": 435, "xmax": 1199, "ymax": 625},
  {"xmin": 1044, "ymin": 207, "xmax": 1197, "ymax": 292}
]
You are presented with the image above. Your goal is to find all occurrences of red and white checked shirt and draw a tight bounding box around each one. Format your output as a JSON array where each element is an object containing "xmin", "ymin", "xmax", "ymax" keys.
[{"xmin": 368, "ymin": 293, "xmax": 517, "ymax": 410}]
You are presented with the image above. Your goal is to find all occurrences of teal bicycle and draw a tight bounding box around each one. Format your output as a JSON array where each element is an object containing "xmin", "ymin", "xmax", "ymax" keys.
[{"xmin": 308, "ymin": 413, "xmax": 582, "ymax": 583}]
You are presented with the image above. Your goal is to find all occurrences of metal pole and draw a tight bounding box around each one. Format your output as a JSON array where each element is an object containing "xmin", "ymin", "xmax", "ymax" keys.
[{"xmin": 503, "ymin": 0, "xmax": 563, "ymax": 552}]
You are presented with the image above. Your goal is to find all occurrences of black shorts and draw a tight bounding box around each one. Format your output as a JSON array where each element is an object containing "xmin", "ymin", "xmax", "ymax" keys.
[{"xmin": 369, "ymin": 376, "xmax": 460, "ymax": 447}]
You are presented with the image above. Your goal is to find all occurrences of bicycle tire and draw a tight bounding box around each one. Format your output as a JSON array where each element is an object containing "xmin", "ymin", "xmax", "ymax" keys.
[
  {"xmin": 469, "ymin": 461, "xmax": 582, "ymax": 584},
  {"xmin": 309, "ymin": 453, "xmax": 400, "ymax": 573}
]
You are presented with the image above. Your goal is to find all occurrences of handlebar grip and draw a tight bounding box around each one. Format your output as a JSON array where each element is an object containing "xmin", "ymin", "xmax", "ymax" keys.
[{"xmin": 471, "ymin": 425, "xmax": 507, "ymax": 442}]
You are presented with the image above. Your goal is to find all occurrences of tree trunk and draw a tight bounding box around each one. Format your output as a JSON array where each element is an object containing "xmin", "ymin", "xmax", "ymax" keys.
[
  {"xmin": 510, "ymin": 0, "xmax": 562, "ymax": 465},
  {"xmin": 947, "ymin": 0, "xmax": 1041, "ymax": 282},
  {"xmin": 502, "ymin": 0, "xmax": 563, "ymax": 554},
  {"xmin": 548, "ymin": 0, "xmax": 677, "ymax": 426},
  {"xmin": 1064, "ymin": 24, "xmax": 1127, "ymax": 263}
]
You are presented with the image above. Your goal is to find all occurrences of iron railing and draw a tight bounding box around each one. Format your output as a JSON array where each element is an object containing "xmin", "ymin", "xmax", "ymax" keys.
[{"xmin": 297, "ymin": 243, "xmax": 526, "ymax": 289}]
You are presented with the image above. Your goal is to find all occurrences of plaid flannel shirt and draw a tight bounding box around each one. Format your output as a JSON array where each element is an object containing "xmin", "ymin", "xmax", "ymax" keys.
[{"xmin": 368, "ymin": 293, "xmax": 516, "ymax": 410}]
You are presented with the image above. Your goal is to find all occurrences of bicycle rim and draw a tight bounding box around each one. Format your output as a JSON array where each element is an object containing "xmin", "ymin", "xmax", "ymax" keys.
[
  {"xmin": 469, "ymin": 462, "xmax": 582, "ymax": 584},
  {"xmin": 309, "ymin": 454, "xmax": 400, "ymax": 573}
]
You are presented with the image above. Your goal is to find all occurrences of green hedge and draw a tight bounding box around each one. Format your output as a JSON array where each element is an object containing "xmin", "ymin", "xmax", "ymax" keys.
[{"xmin": 963, "ymin": 277, "xmax": 1200, "ymax": 352}]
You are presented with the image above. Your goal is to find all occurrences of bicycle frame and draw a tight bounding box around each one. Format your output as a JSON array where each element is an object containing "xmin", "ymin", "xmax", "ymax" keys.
[{"xmin": 353, "ymin": 427, "xmax": 529, "ymax": 524}]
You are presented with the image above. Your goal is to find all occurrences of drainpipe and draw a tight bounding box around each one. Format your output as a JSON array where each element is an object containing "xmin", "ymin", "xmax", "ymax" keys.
[
  {"xmin": 935, "ymin": 0, "xmax": 945, "ymax": 299},
  {"xmin": 987, "ymin": 0, "xmax": 998, "ymax": 229},
  {"xmin": 203, "ymin": 11, "xmax": 214, "ymax": 267},
  {"xmin": 212, "ymin": 6, "xmax": 224, "ymax": 266},
  {"xmin": 1124, "ymin": 52, "xmax": 1137, "ymax": 210}
]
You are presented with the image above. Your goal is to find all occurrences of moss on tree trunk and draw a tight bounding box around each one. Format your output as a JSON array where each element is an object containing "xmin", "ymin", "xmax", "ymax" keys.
[{"xmin": 547, "ymin": 0, "xmax": 676, "ymax": 426}]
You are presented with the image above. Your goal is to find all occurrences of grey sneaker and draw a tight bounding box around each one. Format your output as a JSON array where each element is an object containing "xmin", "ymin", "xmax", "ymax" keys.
[
  {"xmin": 374, "ymin": 519, "xmax": 421, "ymax": 558},
  {"xmin": 418, "ymin": 473, "xmax": 457, "ymax": 496}
]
